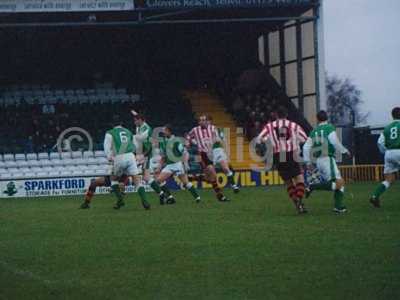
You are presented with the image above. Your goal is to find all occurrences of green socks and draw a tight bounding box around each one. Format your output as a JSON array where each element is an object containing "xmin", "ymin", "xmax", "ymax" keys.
[
  {"xmin": 186, "ymin": 183, "xmax": 200, "ymax": 200},
  {"xmin": 334, "ymin": 189, "xmax": 344, "ymax": 209},
  {"xmin": 160, "ymin": 184, "xmax": 172, "ymax": 197},
  {"xmin": 372, "ymin": 182, "xmax": 388, "ymax": 199},
  {"xmin": 150, "ymin": 180, "xmax": 173, "ymax": 197},
  {"xmin": 227, "ymin": 172, "xmax": 236, "ymax": 187},
  {"xmin": 309, "ymin": 180, "xmax": 346, "ymax": 209},
  {"xmin": 150, "ymin": 181, "xmax": 162, "ymax": 194},
  {"xmin": 111, "ymin": 184, "xmax": 124, "ymax": 202},
  {"xmin": 138, "ymin": 186, "xmax": 148, "ymax": 206},
  {"xmin": 188, "ymin": 186, "xmax": 199, "ymax": 199}
]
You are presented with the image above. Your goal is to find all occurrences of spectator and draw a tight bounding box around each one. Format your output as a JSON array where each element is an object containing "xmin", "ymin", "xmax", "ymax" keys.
[
  {"xmin": 232, "ymin": 96, "xmax": 244, "ymax": 113},
  {"xmin": 42, "ymin": 101, "xmax": 55, "ymax": 114}
]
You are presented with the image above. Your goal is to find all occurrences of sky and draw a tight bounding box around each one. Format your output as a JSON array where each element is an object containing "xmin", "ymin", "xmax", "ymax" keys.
[{"xmin": 323, "ymin": 0, "xmax": 400, "ymax": 126}]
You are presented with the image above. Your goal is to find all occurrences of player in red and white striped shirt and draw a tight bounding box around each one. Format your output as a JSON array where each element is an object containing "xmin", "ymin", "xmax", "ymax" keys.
[
  {"xmin": 257, "ymin": 106, "xmax": 308, "ymax": 213},
  {"xmin": 187, "ymin": 115, "xmax": 229, "ymax": 202}
]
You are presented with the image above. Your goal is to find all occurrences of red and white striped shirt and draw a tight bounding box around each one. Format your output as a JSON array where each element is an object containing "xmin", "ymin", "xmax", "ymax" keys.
[
  {"xmin": 187, "ymin": 125, "xmax": 218, "ymax": 153},
  {"xmin": 257, "ymin": 119, "xmax": 307, "ymax": 153}
]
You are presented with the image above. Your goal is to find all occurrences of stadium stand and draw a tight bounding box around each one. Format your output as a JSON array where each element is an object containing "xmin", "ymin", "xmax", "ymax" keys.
[
  {"xmin": 0, "ymin": 82, "xmax": 138, "ymax": 106},
  {"xmin": 0, "ymin": 84, "xmax": 196, "ymax": 179},
  {"xmin": 217, "ymin": 69, "xmax": 313, "ymax": 139}
]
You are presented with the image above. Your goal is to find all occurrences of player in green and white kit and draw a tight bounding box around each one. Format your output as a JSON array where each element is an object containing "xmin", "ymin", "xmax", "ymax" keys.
[
  {"xmin": 131, "ymin": 111, "xmax": 175, "ymax": 205},
  {"xmin": 148, "ymin": 124, "xmax": 201, "ymax": 203},
  {"xmin": 208, "ymin": 116, "xmax": 239, "ymax": 193},
  {"xmin": 303, "ymin": 110, "xmax": 350, "ymax": 213},
  {"xmin": 370, "ymin": 107, "xmax": 400, "ymax": 207},
  {"xmin": 103, "ymin": 116, "xmax": 150, "ymax": 210}
]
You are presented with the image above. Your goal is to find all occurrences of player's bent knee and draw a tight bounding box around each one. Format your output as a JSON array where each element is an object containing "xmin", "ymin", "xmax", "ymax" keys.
[
  {"xmin": 185, "ymin": 182, "xmax": 193, "ymax": 189},
  {"xmin": 336, "ymin": 178, "xmax": 344, "ymax": 189},
  {"xmin": 385, "ymin": 174, "xmax": 396, "ymax": 184}
]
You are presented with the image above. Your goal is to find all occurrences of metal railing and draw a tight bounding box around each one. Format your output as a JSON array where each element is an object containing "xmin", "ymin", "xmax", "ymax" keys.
[{"xmin": 339, "ymin": 165, "xmax": 388, "ymax": 183}]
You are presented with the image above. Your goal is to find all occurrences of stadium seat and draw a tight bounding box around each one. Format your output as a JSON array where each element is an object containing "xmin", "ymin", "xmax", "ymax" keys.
[
  {"xmin": 72, "ymin": 170, "xmax": 84, "ymax": 176},
  {"xmin": 95, "ymin": 157, "xmax": 108, "ymax": 164},
  {"xmin": 31, "ymin": 167, "xmax": 43, "ymax": 173},
  {"xmin": 72, "ymin": 151, "xmax": 82, "ymax": 159},
  {"xmin": 36, "ymin": 171, "xmax": 48, "ymax": 178},
  {"xmin": 48, "ymin": 171, "xmax": 60, "ymax": 177},
  {"xmin": 95, "ymin": 169, "xmax": 107, "ymax": 175},
  {"xmin": 3, "ymin": 154, "xmax": 14, "ymax": 161},
  {"xmin": 26, "ymin": 153, "xmax": 38, "ymax": 160},
  {"xmin": 17, "ymin": 161, "xmax": 29, "ymax": 168},
  {"xmin": 38, "ymin": 159, "xmax": 51, "ymax": 167},
  {"xmin": 5, "ymin": 161, "xmax": 17, "ymax": 168},
  {"xmin": 65, "ymin": 165, "xmax": 76, "ymax": 172},
  {"xmin": 7, "ymin": 168, "xmax": 18, "ymax": 174},
  {"xmin": 50, "ymin": 152, "xmax": 61, "ymax": 160},
  {"xmin": 76, "ymin": 165, "xmax": 87, "ymax": 171},
  {"xmin": 24, "ymin": 172, "xmax": 36, "ymax": 179},
  {"xmin": 86, "ymin": 164, "xmax": 97, "ymax": 170},
  {"xmin": 13, "ymin": 173, "xmax": 25, "ymax": 179},
  {"xmin": 55, "ymin": 90, "xmax": 64, "ymax": 96},
  {"xmin": 73, "ymin": 158, "xmax": 86, "ymax": 165},
  {"xmin": 20, "ymin": 167, "xmax": 31, "ymax": 174},
  {"xmin": 15, "ymin": 154, "xmax": 26, "ymax": 161},
  {"xmin": 0, "ymin": 168, "xmax": 7, "ymax": 174},
  {"xmin": 38, "ymin": 152, "xmax": 49, "ymax": 160},
  {"xmin": 94, "ymin": 151, "xmax": 106, "ymax": 158},
  {"xmin": 83, "ymin": 151, "xmax": 94, "ymax": 158},
  {"xmin": 42, "ymin": 166, "xmax": 53, "ymax": 172},
  {"xmin": 29, "ymin": 160, "xmax": 41, "ymax": 167},
  {"xmin": 0, "ymin": 173, "xmax": 10, "ymax": 179},
  {"xmin": 85, "ymin": 157, "xmax": 98, "ymax": 165},
  {"xmin": 60, "ymin": 170, "xmax": 71, "ymax": 177},
  {"xmin": 83, "ymin": 169, "xmax": 94, "ymax": 175},
  {"xmin": 62, "ymin": 158, "xmax": 75, "ymax": 166},
  {"xmin": 0, "ymin": 161, "xmax": 5, "ymax": 168},
  {"xmin": 61, "ymin": 152, "xmax": 71, "ymax": 160},
  {"xmin": 51, "ymin": 159, "xmax": 64, "ymax": 167},
  {"xmin": 88, "ymin": 95, "xmax": 97, "ymax": 103}
]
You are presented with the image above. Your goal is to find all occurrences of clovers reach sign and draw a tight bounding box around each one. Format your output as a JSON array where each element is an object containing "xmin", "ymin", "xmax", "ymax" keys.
[
  {"xmin": 0, "ymin": 0, "xmax": 315, "ymax": 12},
  {"xmin": 143, "ymin": 0, "xmax": 315, "ymax": 9}
]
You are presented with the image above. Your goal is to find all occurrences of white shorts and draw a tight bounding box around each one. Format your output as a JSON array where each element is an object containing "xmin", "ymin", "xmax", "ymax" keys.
[
  {"xmin": 384, "ymin": 149, "xmax": 400, "ymax": 174},
  {"xmin": 161, "ymin": 161, "xmax": 185, "ymax": 176},
  {"xmin": 112, "ymin": 153, "xmax": 139, "ymax": 177},
  {"xmin": 212, "ymin": 147, "xmax": 228, "ymax": 165},
  {"xmin": 149, "ymin": 156, "xmax": 162, "ymax": 174},
  {"xmin": 316, "ymin": 156, "xmax": 342, "ymax": 181}
]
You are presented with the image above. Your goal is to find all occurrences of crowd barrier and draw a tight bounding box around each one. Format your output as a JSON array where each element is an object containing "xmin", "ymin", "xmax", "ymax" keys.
[
  {"xmin": 339, "ymin": 165, "xmax": 384, "ymax": 183},
  {"xmin": 0, "ymin": 165, "xmax": 394, "ymax": 198}
]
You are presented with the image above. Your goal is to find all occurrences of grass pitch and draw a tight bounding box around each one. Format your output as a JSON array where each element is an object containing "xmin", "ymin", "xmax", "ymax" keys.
[{"xmin": 0, "ymin": 183, "xmax": 399, "ymax": 300}]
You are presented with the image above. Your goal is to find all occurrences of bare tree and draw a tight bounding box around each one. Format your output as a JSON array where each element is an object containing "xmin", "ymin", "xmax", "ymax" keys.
[{"xmin": 326, "ymin": 74, "xmax": 369, "ymax": 126}]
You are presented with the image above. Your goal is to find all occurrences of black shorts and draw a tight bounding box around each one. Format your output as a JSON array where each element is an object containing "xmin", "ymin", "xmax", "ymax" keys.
[
  {"xmin": 273, "ymin": 152, "xmax": 302, "ymax": 182},
  {"xmin": 199, "ymin": 152, "xmax": 213, "ymax": 170}
]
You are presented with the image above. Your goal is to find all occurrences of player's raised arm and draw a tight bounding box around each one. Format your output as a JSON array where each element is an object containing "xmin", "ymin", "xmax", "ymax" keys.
[{"xmin": 103, "ymin": 132, "xmax": 113, "ymax": 161}]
